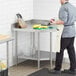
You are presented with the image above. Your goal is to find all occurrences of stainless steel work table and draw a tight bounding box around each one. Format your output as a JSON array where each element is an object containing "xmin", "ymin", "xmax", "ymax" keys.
[
  {"xmin": 12, "ymin": 24, "xmax": 58, "ymax": 69},
  {"xmin": 0, "ymin": 35, "xmax": 14, "ymax": 72}
]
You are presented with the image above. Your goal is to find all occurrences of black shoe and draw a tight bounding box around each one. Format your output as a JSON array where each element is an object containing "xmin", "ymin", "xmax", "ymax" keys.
[
  {"xmin": 49, "ymin": 69, "xmax": 61, "ymax": 74},
  {"xmin": 62, "ymin": 69, "xmax": 76, "ymax": 74}
]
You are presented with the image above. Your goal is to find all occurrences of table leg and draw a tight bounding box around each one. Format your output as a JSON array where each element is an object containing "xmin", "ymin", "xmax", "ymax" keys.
[
  {"xmin": 6, "ymin": 41, "xmax": 9, "ymax": 68},
  {"xmin": 32, "ymin": 32, "xmax": 35, "ymax": 57},
  {"xmin": 50, "ymin": 32, "xmax": 52, "ymax": 69},
  {"xmin": 12, "ymin": 38, "xmax": 14, "ymax": 66},
  {"xmin": 15, "ymin": 31, "xmax": 18, "ymax": 66},
  {"xmin": 30, "ymin": 32, "xmax": 32, "ymax": 56},
  {"xmin": 37, "ymin": 32, "xmax": 40, "ymax": 69}
]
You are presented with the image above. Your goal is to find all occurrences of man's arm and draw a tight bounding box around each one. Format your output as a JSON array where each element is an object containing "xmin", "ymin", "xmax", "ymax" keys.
[
  {"xmin": 51, "ymin": 6, "xmax": 68, "ymax": 25},
  {"xmin": 50, "ymin": 19, "xmax": 64, "ymax": 25}
]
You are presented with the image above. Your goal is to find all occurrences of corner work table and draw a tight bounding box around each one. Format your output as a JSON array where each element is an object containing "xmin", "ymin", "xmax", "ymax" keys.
[{"xmin": 12, "ymin": 20, "xmax": 59, "ymax": 69}]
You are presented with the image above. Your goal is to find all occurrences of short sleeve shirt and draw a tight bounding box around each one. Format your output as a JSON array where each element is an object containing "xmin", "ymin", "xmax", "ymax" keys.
[{"xmin": 59, "ymin": 2, "xmax": 76, "ymax": 38}]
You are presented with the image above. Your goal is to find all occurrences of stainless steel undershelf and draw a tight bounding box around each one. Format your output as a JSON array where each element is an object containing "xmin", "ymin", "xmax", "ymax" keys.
[{"xmin": 18, "ymin": 51, "xmax": 50, "ymax": 61}]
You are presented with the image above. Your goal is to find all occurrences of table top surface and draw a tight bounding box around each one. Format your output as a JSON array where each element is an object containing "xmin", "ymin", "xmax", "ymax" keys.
[
  {"xmin": 13, "ymin": 27, "xmax": 57, "ymax": 32},
  {"xmin": 13, "ymin": 25, "xmax": 59, "ymax": 33},
  {"xmin": 12, "ymin": 19, "xmax": 63, "ymax": 32},
  {"xmin": 0, "ymin": 34, "xmax": 14, "ymax": 43}
]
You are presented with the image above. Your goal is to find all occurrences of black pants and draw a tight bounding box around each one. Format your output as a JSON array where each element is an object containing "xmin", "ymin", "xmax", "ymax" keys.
[{"xmin": 55, "ymin": 37, "xmax": 76, "ymax": 70}]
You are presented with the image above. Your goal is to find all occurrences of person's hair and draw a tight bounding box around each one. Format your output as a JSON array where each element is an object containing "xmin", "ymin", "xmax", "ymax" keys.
[{"xmin": 65, "ymin": 0, "xmax": 69, "ymax": 1}]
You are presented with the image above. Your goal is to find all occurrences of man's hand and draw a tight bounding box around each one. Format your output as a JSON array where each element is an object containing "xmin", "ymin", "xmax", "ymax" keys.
[
  {"xmin": 50, "ymin": 19, "xmax": 56, "ymax": 24},
  {"xmin": 50, "ymin": 19, "xmax": 64, "ymax": 25}
]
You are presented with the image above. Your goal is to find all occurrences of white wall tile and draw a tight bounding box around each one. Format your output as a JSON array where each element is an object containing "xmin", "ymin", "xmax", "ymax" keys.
[
  {"xmin": 33, "ymin": 0, "xmax": 60, "ymax": 20},
  {"xmin": 0, "ymin": 0, "xmax": 33, "ymax": 34}
]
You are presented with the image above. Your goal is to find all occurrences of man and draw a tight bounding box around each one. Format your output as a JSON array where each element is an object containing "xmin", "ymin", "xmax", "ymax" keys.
[{"xmin": 50, "ymin": 0, "xmax": 76, "ymax": 74}]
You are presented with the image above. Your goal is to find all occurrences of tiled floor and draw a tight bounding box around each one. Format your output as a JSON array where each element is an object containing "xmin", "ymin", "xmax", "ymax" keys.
[{"xmin": 9, "ymin": 60, "xmax": 70, "ymax": 76}]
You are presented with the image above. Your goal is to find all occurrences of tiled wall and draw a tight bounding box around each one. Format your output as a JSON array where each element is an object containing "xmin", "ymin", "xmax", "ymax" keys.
[
  {"xmin": 0, "ymin": 0, "xmax": 33, "ymax": 66},
  {"xmin": 0, "ymin": 0, "xmax": 33, "ymax": 34}
]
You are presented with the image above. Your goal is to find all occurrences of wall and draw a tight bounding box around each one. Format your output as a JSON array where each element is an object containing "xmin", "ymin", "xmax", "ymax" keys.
[
  {"xmin": 33, "ymin": 0, "xmax": 60, "ymax": 20},
  {"xmin": 0, "ymin": 0, "xmax": 33, "ymax": 34},
  {"xmin": 0, "ymin": 0, "xmax": 33, "ymax": 66}
]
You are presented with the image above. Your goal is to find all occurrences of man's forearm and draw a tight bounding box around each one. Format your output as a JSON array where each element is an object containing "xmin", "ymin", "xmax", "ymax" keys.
[{"xmin": 55, "ymin": 20, "xmax": 64, "ymax": 25}]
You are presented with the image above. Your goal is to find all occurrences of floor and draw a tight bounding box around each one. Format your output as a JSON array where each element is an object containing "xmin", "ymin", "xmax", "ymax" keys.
[{"xmin": 9, "ymin": 60, "xmax": 70, "ymax": 76}]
